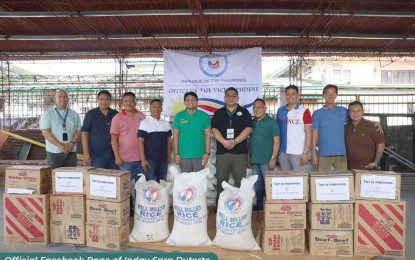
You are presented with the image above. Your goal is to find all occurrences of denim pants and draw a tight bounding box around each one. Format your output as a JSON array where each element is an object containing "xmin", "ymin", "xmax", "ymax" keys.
[
  {"xmin": 90, "ymin": 154, "xmax": 118, "ymax": 170},
  {"xmin": 251, "ymin": 163, "xmax": 270, "ymax": 211},
  {"xmin": 144, "ymin": 159, "xmax": 168, "ymax": 183},
  {"xmin": 119, "ymin": 161, "xmax": 143, "ymax": 210}
]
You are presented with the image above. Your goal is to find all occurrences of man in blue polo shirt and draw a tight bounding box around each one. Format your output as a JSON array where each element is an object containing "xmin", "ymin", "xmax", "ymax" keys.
[
  {"xmin": 40, "ymin": 90, "xmax": 82, "ymax": 167},
  {"xmin": 81, "ymin": 90, "xmax": 118, "ymax": 169},
  {"xmin": 311, "ymin": 84, "xmax": 349, "ymax": 171},
  {"xmin": 138, "ymin": 99, "xmax": 172, "ymax": 182},
  {"xmin": 212, "ymin": 87, "xmax": 253, "ymax": 202}
]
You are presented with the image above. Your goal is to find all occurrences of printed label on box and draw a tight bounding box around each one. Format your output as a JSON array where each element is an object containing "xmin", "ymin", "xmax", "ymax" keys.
[
  {"xmin": 271, "ymin": 177, "xmax": 304, "ymax": 200},
  {"xmin": 90, "ymin": 175, "xmax": 117, "ymax": 198},
  {"xmin": 360, "ymin": 175, "xmax": 396, "ymax": 200},
  {"xmin": 55, "ymin": 172, "xmax": 83, "ymax": 193},
  {"xmin": 315, "ymin": 178, "xmax": 350, "ymax": 201}
]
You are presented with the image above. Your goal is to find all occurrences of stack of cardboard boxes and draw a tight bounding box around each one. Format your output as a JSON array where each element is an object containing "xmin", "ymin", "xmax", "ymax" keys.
[
  {"xmin": 50, "ymin": 166, "xmax": 94, "ymax": 245},
  {"xmin": 3, "ymin": 165, "xmax": 52, "ymax": 245},
  {"xmin": 262, "ymin": 171, "xmax": 308, "ymax": 255},
  {"xmin": 308, "ymin": 171, "xmax": 355, "ymax": 257},
  {"xmin": 353, "ymin": 170, "xmax": 405, "ymax": 258},
  {"xmin": 85, "ymin": 168, "xmax": 131, "ymax": 250}
]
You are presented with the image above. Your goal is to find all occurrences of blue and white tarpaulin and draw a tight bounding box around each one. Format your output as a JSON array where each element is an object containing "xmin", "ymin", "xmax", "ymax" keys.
[{"xmin": 163, "ymin": 47, "xmax": 262, "ymax": 116}]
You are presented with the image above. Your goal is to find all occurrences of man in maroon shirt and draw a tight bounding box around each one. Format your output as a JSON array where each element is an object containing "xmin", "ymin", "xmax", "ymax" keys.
[{"xmin": 345, "ymin": 101, "xmax": 386, "ymax": 170}]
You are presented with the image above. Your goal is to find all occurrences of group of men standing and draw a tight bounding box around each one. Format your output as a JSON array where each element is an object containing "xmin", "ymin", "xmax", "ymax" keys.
[{"xmin": 40, "ymin": 85, "xmax": 385, "ymax": 211}]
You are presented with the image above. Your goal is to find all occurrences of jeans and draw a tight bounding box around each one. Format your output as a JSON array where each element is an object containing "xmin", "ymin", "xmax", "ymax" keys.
[
  {"xmin": 144, "ymin": 159, "xmax": 168, "ymax": 183},
  {"xmin": 251, "ymin": 163, "xmax": 270, "ymax": 211},
  {"xmin": 119, "ymin": 161, "xmax": 143, "ymax": 210},
  {"xmin": 91, "ymin": 154, "xmax": 118, "ymax": 169}
]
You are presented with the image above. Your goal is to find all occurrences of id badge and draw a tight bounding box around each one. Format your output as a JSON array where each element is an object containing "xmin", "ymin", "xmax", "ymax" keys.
[
  {"xmin": 227, "ymin": 128, "xmax": 234, "ymax": 139},
  {"xmin": 62, "ymin": 132, "xmax": 68, "ymax": 141}
]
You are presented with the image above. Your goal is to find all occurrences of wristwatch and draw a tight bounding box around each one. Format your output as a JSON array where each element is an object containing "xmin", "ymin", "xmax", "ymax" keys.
[
  {"xmin": 271, "ymin": 156, "xmax": 278, "ymax": 161},
  {"xmin": 233, "ymin": 139, "xmax": 238, "ymax": 145}
]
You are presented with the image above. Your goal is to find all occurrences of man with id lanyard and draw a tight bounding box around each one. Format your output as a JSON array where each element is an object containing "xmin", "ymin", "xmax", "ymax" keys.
[
  {"xmin": 212, "ymin": 87, "xmax": 253, "ymax": 203},
  {"xmin": 40, "ymin": 89, "xmax": 82, "ymax": 168}
]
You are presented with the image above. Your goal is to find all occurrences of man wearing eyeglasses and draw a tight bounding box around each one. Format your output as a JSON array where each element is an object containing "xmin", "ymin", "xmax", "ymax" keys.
[
  {"xmin": 40, "ymin": 89, "xmax": 82, "ymax": 168},
  {"xmin": 173, "ymin": 91, "xmax": 211, "ymax": 172},
  {"xmin": 110, "ymin": 92, "xmax": 146, "ymax": 208},
  {"xmin": 212, "ymin": 87, "xmax": 253, "ymax": 202},
  {"xmin": 81, "ymin": 90, "xmax": 118, "ymax": 169},
  {"xmin": 249, "ymin": 98, "xmax": 280, "ymax": 211}
]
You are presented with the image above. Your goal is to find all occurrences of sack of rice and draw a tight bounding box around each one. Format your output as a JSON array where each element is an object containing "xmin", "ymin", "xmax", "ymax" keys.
[
  {"xmin": 129, "ymin": 175, "xmax": 170, "ymax": 242},
  {"xmin": 165, "ymin": 167, "xmax": 212, "ymax": 246},
  {"xmin": 213, "ymin": 175, "xmax": 260, "ymax": 250}
]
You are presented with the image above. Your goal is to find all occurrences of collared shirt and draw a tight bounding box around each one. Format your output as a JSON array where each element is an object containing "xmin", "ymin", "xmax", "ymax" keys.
[
  {"xmin": 250, "ymin": 114, "xmax": 280, "ymax": 164},
  {"xmin": 40, "ymin": 106, "xmax": 82, "ymax": 153},
  {"xmin": 81, "ymin": 107, "xmax": 118, "ymax": 159},
  {"xmin": 312, "ymin": 105, "xmax": 349, "ymax": 156},
  {"xmin": 211, "ymin": 104, "xmax": 253, "ymax": 155},
  {"xmin": 172, "ymin": 109, "xmax": 211, "ymax": 158},
  {"xmin": 138, "ymin": 116, "xmax": 172, "ymax": 162},
  {"xmin": 110, "ymin": 109, "xmax": 146, "ymax": 162},
  {"xmin": 277, "ymin": 103, "xmax": 312, "ymax": 155},
  {"xmin": 345, "ymin": 118, "xmax": 385, "ymax": 170}
]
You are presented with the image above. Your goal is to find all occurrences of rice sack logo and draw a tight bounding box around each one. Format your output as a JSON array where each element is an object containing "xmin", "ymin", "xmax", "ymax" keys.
[
  {"xmin": 225, "ymin": 197, "xmax": 243, "ymax": 214},
  {"xmin": 143, "ymin": 186, "xmax": 161, "ymax": 205},
  {"xmin": 178, "ymin": 187, "xmax": 195, "ymax": 205},
  {"xmin": 199, "ymin": 54, "xmax": 228, "ymax": 78}
]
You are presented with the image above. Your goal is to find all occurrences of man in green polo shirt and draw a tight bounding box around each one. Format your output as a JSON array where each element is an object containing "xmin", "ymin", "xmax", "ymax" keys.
[
  {"xmin": 173, "ymin": 91, "xmax": 211, "ymax": 172},
  {"xmin": 249, "ymin": 98, "xmax": 280, "ymax": 211}
]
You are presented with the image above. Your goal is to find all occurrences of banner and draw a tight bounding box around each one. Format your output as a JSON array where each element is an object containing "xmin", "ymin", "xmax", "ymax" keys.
[{"xmin": 163, "ymin": 47, "xmax": 262, "ymax": 116}]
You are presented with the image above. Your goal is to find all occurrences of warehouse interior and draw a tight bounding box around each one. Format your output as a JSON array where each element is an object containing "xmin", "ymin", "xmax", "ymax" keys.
[{"xmin": 0, "ymin": 1, "xmax": 414, "ymax": 259}]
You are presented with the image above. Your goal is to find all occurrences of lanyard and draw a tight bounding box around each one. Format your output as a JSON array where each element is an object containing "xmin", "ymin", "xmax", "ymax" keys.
[
  {"xmin": 226, "ymin": 108, "xmax": 237, "ymax": 127},
  {"xmin": 55, "ymin": 108, "xmax": 69, "ymax": 131}
]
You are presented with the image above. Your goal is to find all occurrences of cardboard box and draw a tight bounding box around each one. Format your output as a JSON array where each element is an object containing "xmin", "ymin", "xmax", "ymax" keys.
[
  {"xmin": 264, "ymin": 202, "xmax": 306, "ymax": 230},
  {"xmin": 310, "ymin": 171, "xmax": 354, "ymax": 203},
  {"xmin": 265, "ymin": 171, "xmax": 308, "ymax": 202},
  {"xmin": 262, "ymin": 229, "xmax": 305, "ymax": 255},
  {"xmin": 5, "ymin": 165, "xmax": 52, "ymax": 194},
  {"xmin": 355, "ymin": 200, "xmax": 406, "ymax": 258},
  {"xmin": 52, "ymin": 166, "xmax": 94, "ymax": 194},
  {"xmin": 309, "ymin": 203, "xmax": 354, "ymax": 230},
  {"xmin": 353, "ymin": 170, "xmax": 401, "ymax": 202},
  {"xmin": 86, "ymin": 198, "xmax": 130, "ymax": 227},
  {"xmin": 86, "ymin": 169, "xmax": 131, "ymax": 202},
  {"xmin": 309, "ymin": 229, "xmax": 353, "ymax": 257},
  {"xmin": 50, "ymin": 219, "xmax": 85, "ymax": 244},
  {"xmin": 86, "ymin": 222, "xmax": 129, "ymax": 250},
  {"xmin": 3, "ymin": 194, "xmax": 50, "ymax": 245},
  {"xmin": 50, "ymin": 194, "xmax": 86, "ymax": 220}
]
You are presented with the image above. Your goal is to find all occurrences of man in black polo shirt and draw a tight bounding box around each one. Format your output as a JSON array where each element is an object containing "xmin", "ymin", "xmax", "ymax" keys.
[
  {"xmin": 81, "ymin": 90, "xmax": 118, "ymax": 169},
  {"xmin": 212, "ymin": 87, "xmax": 253, "ymax": 202}
]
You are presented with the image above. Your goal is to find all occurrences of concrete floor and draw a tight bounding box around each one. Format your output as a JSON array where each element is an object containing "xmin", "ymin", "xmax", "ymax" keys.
[{"xmin": 0, "ymin": 178, "xmax": 414, "ymax": 259}]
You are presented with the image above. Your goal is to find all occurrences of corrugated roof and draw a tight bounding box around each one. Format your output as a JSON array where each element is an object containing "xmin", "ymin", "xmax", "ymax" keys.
[{"xmin": 1, "ymin": 0, "xmax": 415, "ymax": 60}]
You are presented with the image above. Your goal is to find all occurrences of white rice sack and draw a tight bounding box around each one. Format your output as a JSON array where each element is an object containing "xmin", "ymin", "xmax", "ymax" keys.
[
  {"xmin": 206, "ymin": 198, "xmax": 216, "ymax": 206},
  {"xmin": 167, "ymin": 163, "xmax": 181, "ymax": 181},
  {"xmin": 206, "ymin": 189, "xmax": 217, "ymax": 200},
  {"xmin": 165, "ymin": 167, "xmax": 212, "ymax": 246},
  {"xmin": 129, "ymin": 175, "xmax": 170, "ymax": 242},
  {"xmin": 207, "ymin": 179, "xmax": 215, "ymax": 191},
  {"xmin": 213, "ymin": 175, "xmax": 260, "ymax": 251}
]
